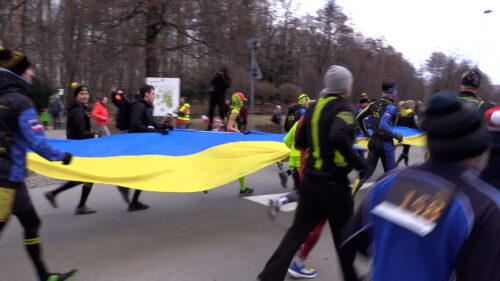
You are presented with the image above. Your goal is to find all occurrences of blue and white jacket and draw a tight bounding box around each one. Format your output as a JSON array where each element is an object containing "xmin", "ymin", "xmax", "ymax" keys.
[
  {"xmin": 342, "ymin": 159, "xmax": 500, "ymax": 281},
  {"xmin": 0, "ymin": 67, "xmax": 65, "ymax": 184}
]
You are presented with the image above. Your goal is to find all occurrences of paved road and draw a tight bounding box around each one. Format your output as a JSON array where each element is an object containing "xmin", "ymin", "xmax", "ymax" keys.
[{"xmin": 0, "ymin": 131, "xmax": 427, "ymax": 281}]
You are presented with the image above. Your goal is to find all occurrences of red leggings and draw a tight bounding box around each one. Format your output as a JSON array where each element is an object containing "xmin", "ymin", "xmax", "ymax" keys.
[{"xmin": 298, "ymin": 218, "xmax": 327, "ymax": 259}]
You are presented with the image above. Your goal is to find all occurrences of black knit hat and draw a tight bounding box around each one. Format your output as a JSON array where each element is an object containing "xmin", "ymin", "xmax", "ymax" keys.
[
  {"xmin": 382, "ymin": 80, "xmax": 396, "ymax": 92},
  {"xmin": 423, "ymin": 91, "xmax": 490, "ymax": 161},
  {"xmin": 460, "ymin": 69, "xmax": 481, "ymax": 90},
  {"xmin": 73, "ymin": 85, "xmax": 89, "ymax": 97},
  {"xmin": 0, "ymin": 46, "xmax": 31, "ymax": 76}
]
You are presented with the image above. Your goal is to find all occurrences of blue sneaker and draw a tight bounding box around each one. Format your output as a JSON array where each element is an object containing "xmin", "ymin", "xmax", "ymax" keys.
[{"xmin": 288, "ymin": 261, "xmax": 318, "ymax": 279}]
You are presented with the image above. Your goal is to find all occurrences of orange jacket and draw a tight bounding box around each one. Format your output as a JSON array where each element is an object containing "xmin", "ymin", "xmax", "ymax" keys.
[{"xmin": 91, "ymin": 101, "xmax": 109, "ymax": 126}]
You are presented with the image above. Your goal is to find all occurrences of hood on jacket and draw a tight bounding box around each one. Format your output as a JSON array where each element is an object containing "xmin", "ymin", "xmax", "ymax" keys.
[
  {"xmin": 230, "ymin": 93, "xmax": 243, "ymax": 111},
  {"xmin": 0, "ymin": 67, "xmax": 31, "ymax": 95}
]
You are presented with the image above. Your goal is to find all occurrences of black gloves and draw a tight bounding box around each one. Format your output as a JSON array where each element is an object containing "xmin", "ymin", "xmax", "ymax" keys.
[
  {"xmin": 394, "ymin": 132, "xmax": 403, "ymax": 143},
  {"xmin": 62, "ymin": 152, "xmax": 72, "ymax": 165},
  {"xmin": 157, "ymin": 129, "xmax": 169, "ymax": 135}
]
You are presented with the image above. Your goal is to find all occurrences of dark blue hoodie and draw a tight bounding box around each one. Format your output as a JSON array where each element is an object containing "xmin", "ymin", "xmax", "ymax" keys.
[{"xmin": 0, "ymin": 67, "xmax": 65, "ymax": 183}]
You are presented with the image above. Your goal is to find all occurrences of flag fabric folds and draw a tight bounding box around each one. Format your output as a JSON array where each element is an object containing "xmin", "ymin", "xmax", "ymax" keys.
[
  {"xmin": 354, "ymin": 126, "xmax": 426, "ymax": 150},
  {"xmin": 27, "ymin": 130, "xmax": 289, "ymax": 192},
  {"xmin": 27, "ymin": 127, "xmax": 425, "ymax": 192}
]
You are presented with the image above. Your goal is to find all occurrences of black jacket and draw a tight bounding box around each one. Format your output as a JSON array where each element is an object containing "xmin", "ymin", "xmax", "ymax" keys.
[
  {"xmin": 129, "ymin": 100, "xmax": 164, "ymax": 133},
  {"xmin": 481, "ymin": 132, "xmax": 500, "ymax": 190},
  {"xmin": 66, "ymin": 101, "xmax": 95, "ymax": 140},
  {"xmin": 458, "ymin": 91, "xmax": 493, "ymax": 118},
  {"xmin": 295, "ymin": 95, "xmax": 366, "ymax": 175},
  {"xmin": 210, "ymin": 72, "xmax": 231, "ymax": 98},
  {"xmin": 112, "ymin": 92, "xmax": 135, "ymax": 131}
]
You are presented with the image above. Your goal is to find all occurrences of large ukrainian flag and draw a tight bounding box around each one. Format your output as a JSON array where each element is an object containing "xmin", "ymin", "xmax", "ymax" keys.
[
  {"xmin": 354, "ymin": 126, "xmax": 426, "ymax": 149},
  {"xmin": 27, "ymin": 130, "xmax": 289, "ymax": 192}
]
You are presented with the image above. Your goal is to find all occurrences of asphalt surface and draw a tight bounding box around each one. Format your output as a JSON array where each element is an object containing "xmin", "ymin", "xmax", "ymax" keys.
[{"xmin": 0, "ymin": 131, "xmax": 427, "ymax": 281}]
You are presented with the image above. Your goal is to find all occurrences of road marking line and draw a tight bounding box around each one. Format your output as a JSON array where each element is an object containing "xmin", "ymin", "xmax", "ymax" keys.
[{"xmin": 244, "ymin": 182, "xmax": 374, "ymax": 211}]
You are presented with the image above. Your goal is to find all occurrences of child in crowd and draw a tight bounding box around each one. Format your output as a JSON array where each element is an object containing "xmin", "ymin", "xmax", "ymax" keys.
[{"xmin": 40, "ymin": 109, "xmax": 51, "ymax": 129}]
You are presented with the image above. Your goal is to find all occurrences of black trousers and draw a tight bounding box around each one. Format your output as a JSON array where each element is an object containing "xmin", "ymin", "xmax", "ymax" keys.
[
  {"xmin": 258, "ymin": 172, "xmax": 357, "ymax": 281},
  {"xmin": 208, "ymin": 94, "xmax": 225, "ymax": 124}
]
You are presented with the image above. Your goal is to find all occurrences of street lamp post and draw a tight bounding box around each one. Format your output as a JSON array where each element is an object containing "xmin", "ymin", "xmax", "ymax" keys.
[{"xmin": 477, "ymin": 9, "xmax": 493, "ymax": 67}]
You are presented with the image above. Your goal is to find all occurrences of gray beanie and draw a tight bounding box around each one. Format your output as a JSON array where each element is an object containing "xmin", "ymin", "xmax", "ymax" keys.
[{"xmin": 323, "ymin": 65, "xmax": 353, "ymax": 95}]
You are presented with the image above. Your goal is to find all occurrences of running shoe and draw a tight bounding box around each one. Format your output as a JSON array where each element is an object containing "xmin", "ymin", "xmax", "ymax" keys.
[
  {"xmin": 279, "ymin": 172, "xmax": 288, "ymax": 188},
  {"xmin": 288, "ymin": 261, "xmax": 318, "ymax": 279},
  {"xmin": 44, "ymin": 192, "xmax": 58, "ymax": 208},
  {"xmin": 46, "ymin": 269, "xmax": 78, "ymax": 281},
  {"xmin": 239, "ymin": 187, "xmax": 254, "ymax": 196},
  {"xmin": 268, "ymin": 199, "xmax": 280, "ymax": 220},
  {"xmin": 74, "ymin": 206, "xmax": 97, "ymax": 215},
  {"xmin": 128, "ymin": 201, "xmax": 150, "ymax": 212},
  {"xmin": 277, "ymin": 161, "xmax": 283, "ymax": 170}
]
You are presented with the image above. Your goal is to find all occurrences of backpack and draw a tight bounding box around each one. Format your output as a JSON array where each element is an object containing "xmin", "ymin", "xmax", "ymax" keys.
[{"xmin": 284, "ymin": 104, "xmax": 305, "ymax": 132}]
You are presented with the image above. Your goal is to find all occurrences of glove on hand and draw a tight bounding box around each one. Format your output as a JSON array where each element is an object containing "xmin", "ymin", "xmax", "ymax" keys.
[{"xmin": 62, "ymin": 152, "xmax": 73, "ymax": 165}]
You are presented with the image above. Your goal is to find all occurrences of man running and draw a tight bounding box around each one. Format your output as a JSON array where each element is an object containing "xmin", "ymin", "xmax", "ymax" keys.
[{"xmin": 0, "ymin": 46, "xmax": 77, "ymax": 281}]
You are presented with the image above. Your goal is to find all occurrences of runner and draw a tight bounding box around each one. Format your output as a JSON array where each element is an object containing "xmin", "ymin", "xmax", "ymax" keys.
[
  {"xmin": 226, "ymin": 92, "xmax": 254, "ymax": 196},
  {"xmin": 0, "ymin": 46, "xmax": 77, "ymax": 281},
  {"xmin": 342, "ymin": 91, "xmax": 500, "ymax": 281}
]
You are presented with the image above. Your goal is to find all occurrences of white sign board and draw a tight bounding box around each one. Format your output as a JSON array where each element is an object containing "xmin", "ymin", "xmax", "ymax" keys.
[{"xmin": 145, "ymin": 77, "xmax": 180, "ymax": 116}]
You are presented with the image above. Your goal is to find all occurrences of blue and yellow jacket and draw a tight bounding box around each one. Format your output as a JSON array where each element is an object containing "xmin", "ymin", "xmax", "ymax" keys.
[
  {"xmin": 0, "ymin": 68, "xmax": 65, "ymax": 184},
  {"xmin": 342, "ymin": 159, "xmax": 500, "ymax": 281}
]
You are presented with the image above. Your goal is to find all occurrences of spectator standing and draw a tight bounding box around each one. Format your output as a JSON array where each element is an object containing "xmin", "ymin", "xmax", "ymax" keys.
[
  {"xmin": 91, "ymin": 96, "xmax": 110, "ymax": 137},
  {"xmin": 271, "ymin": 105, "xmax": 283, "ymax": 125},
  {"xmin": 40, "ymin": 109, "xmax": 50, "ymax": 129},
  {"xmin": 174, "ymin": 97, "xmax": 190, "ymax": 129},
  {"xmin": 50, "ymin": 98, "xmax": 62, "ymax": 129},
  {"xmin": 208, "ymin": 67, "xmax": 231, "ymax": 129}
]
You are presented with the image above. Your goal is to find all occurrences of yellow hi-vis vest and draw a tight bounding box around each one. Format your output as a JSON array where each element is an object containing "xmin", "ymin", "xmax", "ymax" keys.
[{"xmin": 177, "ymin": 103, "xmax": 190, "ymax": 121}]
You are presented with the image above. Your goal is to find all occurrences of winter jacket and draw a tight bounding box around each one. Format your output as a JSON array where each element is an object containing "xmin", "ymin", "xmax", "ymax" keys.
[
  {"xmin": 342, "ymin": 159, "xmax": 500, "ymax": 281},
  {"xmin": 295, "ymin": 94, "xmax": 366, "ymax": 175},
  {"xmin": 0, "ymin": 67, "xmax": 65, "ymax": 183},
  {"xmin": 112, "ymin": 92, "xmax": 134, "ymax": 131},
  {"xmin": 129, "ymin": 100, "xmax": 164, "ymax": 133},
  {"xmin": 50, "ymin": 101, "xmax": 61, "ymax": 115},
  {"xmin": 91, "ymin": 101, "xmax": 109, "ymax": 126},
  {"xmin": 481, "ymin": 131, "xmax": 500, "ymax": 190},
  {"xmin": 66, "ymin": 101, "xmax": 95, "ymax": 140},
  {"xmin": 210, "ymin": 72, "xmax": 231, "ymax": 98}
]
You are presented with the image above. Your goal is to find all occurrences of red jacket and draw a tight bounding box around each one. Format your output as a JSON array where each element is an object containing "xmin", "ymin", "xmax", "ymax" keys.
[{"xmin": 91, "ymin": 101, "xmax": 109, "ymax": 126}]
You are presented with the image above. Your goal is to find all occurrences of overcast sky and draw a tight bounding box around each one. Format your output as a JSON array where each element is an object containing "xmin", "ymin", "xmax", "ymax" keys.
[{"xmin": 293, "ymin": 0, "xmax": 500, "ymax": 84}]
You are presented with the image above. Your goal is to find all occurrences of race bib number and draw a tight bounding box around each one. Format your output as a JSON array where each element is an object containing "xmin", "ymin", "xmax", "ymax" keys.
[
  {"xmin": 0, "ymin": 187, "xmax": 15, "ymax": 222},
  {"xmin": 371, "ymin": 174, "xmax": 456, "ymax": 236}
]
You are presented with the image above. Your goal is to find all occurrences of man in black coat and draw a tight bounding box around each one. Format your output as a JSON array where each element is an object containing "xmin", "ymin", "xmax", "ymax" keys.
[
  {"xmin": 121, "ymin": 84, "xmax": 168, "ymax": 211},
  {"xmin": 45, "ymin": 85, "xmax": 98, "ymax": 215},
  {"xmin": 208, "ymin": 67, "xmax": 231, "ymax": 129}
]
